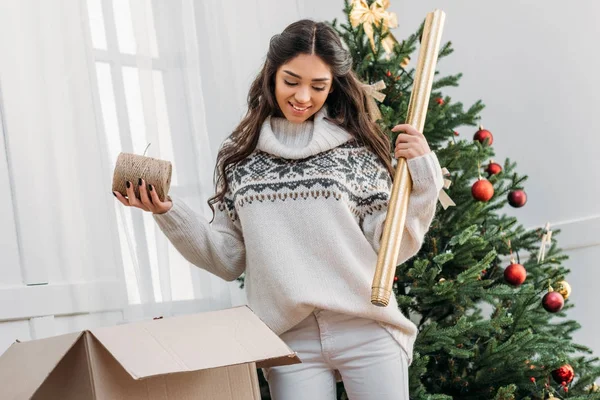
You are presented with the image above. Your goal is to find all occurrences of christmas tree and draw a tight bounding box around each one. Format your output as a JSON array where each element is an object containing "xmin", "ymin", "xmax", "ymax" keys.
[{"xmin": 247, "ymin": 1, "xmax": 600, "ymax": 398}]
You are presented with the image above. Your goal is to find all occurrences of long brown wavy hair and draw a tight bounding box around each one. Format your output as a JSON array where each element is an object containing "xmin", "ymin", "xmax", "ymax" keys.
[{"xmin": 207, "ymin": 19, "xmax": 394, "ymax": 220}]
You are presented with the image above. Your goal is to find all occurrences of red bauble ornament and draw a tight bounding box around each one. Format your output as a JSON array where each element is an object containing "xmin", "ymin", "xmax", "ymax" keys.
[
  {"xmin": 436, "ymin": 97, "xmax": 445, "ymax": 105},
  {"xmin": 453, "ymin": 131, "xmax": 459, "ymax": 136},
  {"xmin": 508, "ymin": 190, "xmax": 527, "ymax": 208},
  {"xmin": 552, "ymin": 364, "xmax": 574, "ymax": 385},
  {"xmin": 486, "ymin": 161, "xmax": 502, "ymax": 176},
  {"xmin": 472, "ymin": 179, "xmax": 494, "ymax": 202},
  {"xmin": 474, "ymin": 126, "xmax": 494, "ymax": 146},
  {"xmin": 386, "ymin": 70, "xmax": 392, "ymax": 77},
  {"xmin": 542, "ymin": 291, "xmax": 564, "ymax": 313},
  {"xmin": 504, "ymin": 263, "xmax": 526, "ymax": 286}
]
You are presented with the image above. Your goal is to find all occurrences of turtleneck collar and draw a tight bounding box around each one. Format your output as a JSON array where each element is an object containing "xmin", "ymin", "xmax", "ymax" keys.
[{"xmin": 256, "ymin": 105, "xmax": 354, "ymax": 160}]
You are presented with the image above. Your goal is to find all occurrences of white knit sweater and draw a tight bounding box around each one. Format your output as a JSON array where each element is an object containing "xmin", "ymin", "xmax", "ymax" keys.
[{"xmin": 153, "ymin": 106, "xmax": 444, "ymax": 364}]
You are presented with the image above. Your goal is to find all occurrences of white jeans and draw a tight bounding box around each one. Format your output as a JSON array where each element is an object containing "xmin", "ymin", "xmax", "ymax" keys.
[{"xmin": 263, "ymin": 309, "xmax": 410, "ymax": 400}]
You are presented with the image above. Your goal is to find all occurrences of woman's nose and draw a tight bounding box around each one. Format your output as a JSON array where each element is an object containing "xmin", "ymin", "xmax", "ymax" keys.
[{"xmin": 294, "ymin": 86, "xmax": 310, "ymax": 103}]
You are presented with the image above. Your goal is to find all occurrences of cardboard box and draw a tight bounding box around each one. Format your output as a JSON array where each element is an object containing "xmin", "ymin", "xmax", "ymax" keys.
[{"xmin": 0, "ymin": 306, "xmax": 300, "ymax": 399}]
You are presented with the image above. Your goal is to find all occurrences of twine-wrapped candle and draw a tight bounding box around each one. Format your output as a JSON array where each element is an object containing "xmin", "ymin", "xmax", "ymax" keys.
[{"xmin": 112, "ymin": 152, "xmax": 172, "ymax": 202}]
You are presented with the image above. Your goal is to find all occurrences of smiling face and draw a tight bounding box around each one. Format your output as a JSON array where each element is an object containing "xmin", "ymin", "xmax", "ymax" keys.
[{"xmin": 274, "ymin": 53, "xmax": 334, "ymax": 123}]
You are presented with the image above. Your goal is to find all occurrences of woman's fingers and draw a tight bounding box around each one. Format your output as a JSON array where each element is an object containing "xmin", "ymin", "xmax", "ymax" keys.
[
  {"xmin": 395, "ymin": 145, "xmax": 419, "ymax": 159},
  {"xmin": 138, "ymin": 178, "xmax": 156, "ymax": 212},
  {"xmin": 148, "ymin": 184, "xmax": 173, "ymax": 214},
  {"xmin": 394, "ymin": 132, "xmax": 431, "ymax": 159},
  {"xmin": 395, "ymin": 134, "xmax": 418, "ymax": 145},
  {"xmin": 391, "ymin": 123, "xmax": 423, "ymax": 137},
  {"xmin": 124, "ymin": 180, "xmax": 150, "ymax": 212},
  {"xmin": 392, "ymin": 122, "xmax": 432, "ymax": 160},
  {"xmin": 113, "ymin": 191, "xmax": 131, "ymax": 207},
  {"xmin": 114, "ymin": 179, "xmax": 172, "ymax": 214}
]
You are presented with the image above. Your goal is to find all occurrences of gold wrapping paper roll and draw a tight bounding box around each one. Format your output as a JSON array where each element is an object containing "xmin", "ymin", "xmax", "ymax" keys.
[
  {"xmin": 371, "ymin": 9, "xmax": 446, "ymax": 307},
  {"xmin": 112, "ymin": 152, "xmax": 172, "ymax": 202}
]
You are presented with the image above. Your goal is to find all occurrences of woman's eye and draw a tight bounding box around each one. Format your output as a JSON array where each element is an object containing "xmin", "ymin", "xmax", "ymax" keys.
[{"xmin": 284, "ymin": 80, "xmax": 326, "ymax": 92}]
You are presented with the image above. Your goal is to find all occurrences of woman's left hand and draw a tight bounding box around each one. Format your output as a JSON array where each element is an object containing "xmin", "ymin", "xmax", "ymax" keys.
[{"xmin": 392, "ymin": 124, "xmax": 431, "ymax": 159}]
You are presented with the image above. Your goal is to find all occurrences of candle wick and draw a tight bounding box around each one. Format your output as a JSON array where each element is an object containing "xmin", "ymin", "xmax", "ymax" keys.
[{"xmin": 143, "ymin": 143, "xmax": 152, "ymax": 157}]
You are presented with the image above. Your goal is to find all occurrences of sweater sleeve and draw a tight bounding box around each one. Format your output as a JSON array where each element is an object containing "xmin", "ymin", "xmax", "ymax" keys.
[
  {"xmin": 360, "ymin": 151, "xmax": 444, "ymax": 265},
  {"xmin": 152, "ymin": 188, "xmax": 246, "ymax": 282}
]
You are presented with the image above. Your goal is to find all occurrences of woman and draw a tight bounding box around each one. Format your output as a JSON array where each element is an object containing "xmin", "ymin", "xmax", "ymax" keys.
[{"xmin": 114, "ymin": 19, "xmax": 443, "ymax": 400}]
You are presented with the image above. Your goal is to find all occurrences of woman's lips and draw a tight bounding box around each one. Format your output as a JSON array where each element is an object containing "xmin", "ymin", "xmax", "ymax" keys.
[{"xmin": 289, "ymin": 102, "xmax": 311, "ymax": 114}]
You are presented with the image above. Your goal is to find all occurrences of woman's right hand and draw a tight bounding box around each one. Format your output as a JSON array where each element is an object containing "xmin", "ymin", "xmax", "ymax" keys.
[{"xmin": 113, "ymin": 178, "xmax": 173, "ymax": 215}]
